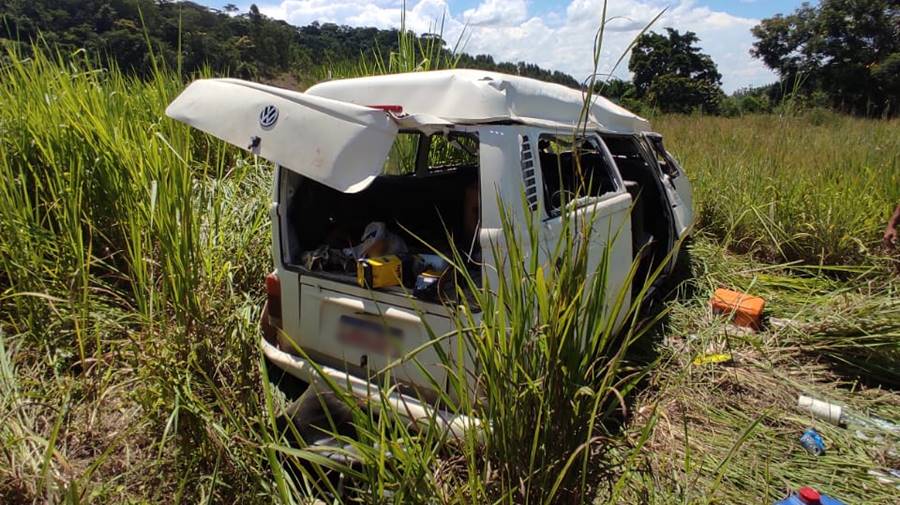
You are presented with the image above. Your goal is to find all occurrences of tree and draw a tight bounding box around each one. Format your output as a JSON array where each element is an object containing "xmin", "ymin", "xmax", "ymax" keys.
[
  {"xmin": 628, "ymin": 28, "xmax": 723, "ymax": 113},
  {"xmin": 751, "ymin": 0, "xmax": 900, "ymax": 116},
  {"xmin": 0, "ymin": 0, "xmax": 583, "ymax": 87}
]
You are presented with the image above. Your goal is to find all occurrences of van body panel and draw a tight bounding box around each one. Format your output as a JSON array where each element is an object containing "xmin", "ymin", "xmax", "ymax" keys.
[
  {"xmin": 528, "ymin": 126, "xmax": 634, "ymax": 332},
  {"xmin": 476, "ymin": 126, "xmax": 531, "ymax": 292},
  {"xmin": 295, "ymin": 276, "xmax": 456, "ymax": 389},
  {"xmin": 166, "ymin": 78, "xmax": 399, "ymax": 193}
]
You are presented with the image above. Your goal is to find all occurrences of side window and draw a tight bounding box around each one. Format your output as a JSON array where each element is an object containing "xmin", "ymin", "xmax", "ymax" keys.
[
  {"xmin": 647, "ymin": 136, "xmax": 681, "ymax": 178},
  {"xmin": 537, "ymin": 134, "xmax": 618, "ymax": 217},
  {"xmin": 383, "ymin": 132, "xmax": 479, "ymax": 175}
]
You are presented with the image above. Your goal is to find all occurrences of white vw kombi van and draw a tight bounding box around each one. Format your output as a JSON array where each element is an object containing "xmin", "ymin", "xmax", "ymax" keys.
[{"xmin": 167, "ymin": 70, "xmax": 693, "ymax": 434}]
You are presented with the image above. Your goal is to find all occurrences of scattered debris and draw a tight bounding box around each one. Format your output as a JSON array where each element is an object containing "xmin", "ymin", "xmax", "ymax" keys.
[
  {"xmin": 710, "ymin": 288, "xmax": 765, "ymax": 329},
  {"xmin": 413, "ymin": 270, "xmax": 442, "ymax": 299},
  {"xmin": 349, "ymin": 221, "xmax": 408, "ymax": 259},
  {"xmin": 867, "ymin": 469, "xmax": 900, "ymax": 489},
  {"xmin": 768, "ymin": 317, "xmax": 799, "ymax": 330},
  {"xmin": 774, "ymin": 486, "xmax": 846, "ymax": 505},
  {"xmin": 799, "ymin": 428, "xmax": 826, "ymax": 456},
  {"xmin": 691, "ymin": 353, "xmax": 732, "ymax": 366},
  {"xmin": 301, "ymin": 245, "xmax": 356, "ymax": 272},
  {"xmin": 797, "ymin": 395, "xmax": 843, "ymax": 426}
]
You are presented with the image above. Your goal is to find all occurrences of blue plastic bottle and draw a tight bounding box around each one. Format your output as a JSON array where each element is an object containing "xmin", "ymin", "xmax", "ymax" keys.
[{"xmin": 774, "ymin": 486, "xmax": 847, "ymax": 505}]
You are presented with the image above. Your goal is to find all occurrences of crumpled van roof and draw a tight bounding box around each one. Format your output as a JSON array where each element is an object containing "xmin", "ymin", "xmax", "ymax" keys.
[{"xmin": 306, "ymin": 69, "xmax": 650, "ymax": 133}]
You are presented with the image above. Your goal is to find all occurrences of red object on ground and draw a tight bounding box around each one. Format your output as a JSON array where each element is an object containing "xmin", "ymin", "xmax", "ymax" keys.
[
  {"xmin": 798, "ymin": 487, "xmax": 822, "ymax": 504},
  {"xmin": 710, "ymin": 288, "xmax": 766, "ymax": 329}
]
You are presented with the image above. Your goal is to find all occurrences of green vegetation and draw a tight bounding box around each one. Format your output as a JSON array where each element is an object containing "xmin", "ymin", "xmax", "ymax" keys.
[
  {"xmin": 655, "ymin": 113, "xmax": 900, "ymax": 266},
  {"xmin": 606, "ymin": 1, "xmax": 899, "ymax": 117},
  {"xmin": 751, "ymin": 0, "xmax": 899, "ymax": 116},
  {"xmin": 627, "ymin": 28, "xmax": 723, "ymax": 114},
  {"xmin": 3, "ymin": 0, "xmax": 895, "ymax": 119},
  {"xmin": 0, "ymin": 0, "xmax": 579, "ymax": 88},
  {"xmin": 1, "ymin": 35, "xmax": 898, "ymax": 505}
]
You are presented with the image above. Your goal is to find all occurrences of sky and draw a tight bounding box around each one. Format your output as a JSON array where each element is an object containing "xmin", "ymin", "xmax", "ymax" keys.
[{"xmin": 200, "ymin": 1, "xmax": 814, "ymax": 93}]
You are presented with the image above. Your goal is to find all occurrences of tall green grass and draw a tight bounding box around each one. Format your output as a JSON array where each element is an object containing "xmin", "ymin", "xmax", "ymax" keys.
[
  {"xmin": 0, "ymin": 46, "xmax": 274, "ymax": 501},
  {"xmin": 655, "ymin": 113, "xmax": 900, "ymax": 267},
  {"xmin": 615, "ymin": 237, "xmax": 899, "ymax": 504},
  {"xmin": 1, "ymin": 38, "xmax": 899, "ymax": 504}
]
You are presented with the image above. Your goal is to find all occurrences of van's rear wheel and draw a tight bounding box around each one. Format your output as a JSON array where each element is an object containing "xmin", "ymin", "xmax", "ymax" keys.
[
  {"xmin": 281, "ymin": 384, "xmax": 357, "ymax": 444},
  {"xmin": 274, "ymin": 384, "xmax": 359, "ymax": 499},
  {"xmin": 265, "ymin": 355, "xmax": 309, "ymax": 399}
]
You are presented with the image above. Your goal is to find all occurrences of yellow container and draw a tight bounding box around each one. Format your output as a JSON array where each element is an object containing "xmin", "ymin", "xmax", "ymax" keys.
[{"xmin": 357, "ymin": 256, "xmax": 403, "ymax": 289}]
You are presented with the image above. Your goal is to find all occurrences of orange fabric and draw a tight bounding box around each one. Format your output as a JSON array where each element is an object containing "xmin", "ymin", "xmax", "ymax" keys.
[{"xmin": 710, "ymin": 288, "xmax": 766, "ymax": 329}]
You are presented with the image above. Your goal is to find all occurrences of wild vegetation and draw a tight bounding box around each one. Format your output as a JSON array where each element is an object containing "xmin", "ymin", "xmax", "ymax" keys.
[
  {"xmin": 4, "ymin": 1, "xmax": 897, "ymax": 119},
  {"xmin": 605, "ymin": 0, "xmax": 899, "ymax": 117},
  {"xmin": 1, "ymin": 39, "xmax": 897, "ymax": 503},
  {"xmin": 0, "ymin": 0, "xmax": 579, "ymax": 88},
  {"xmin": 751, "ymin": 0, "xmax": 899, "ymax": 116}
]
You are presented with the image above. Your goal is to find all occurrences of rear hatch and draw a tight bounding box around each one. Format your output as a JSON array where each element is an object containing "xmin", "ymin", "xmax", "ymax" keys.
[{"xmin": 167, "ymin": 79, "xmax": 465, "ymax": 392}]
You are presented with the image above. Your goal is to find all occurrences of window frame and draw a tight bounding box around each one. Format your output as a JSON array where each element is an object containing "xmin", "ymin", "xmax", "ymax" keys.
[
  {"xmin": 535, "ymin": 131, "xmax": 625, "ymax": 220},
  {"xmin": 383, "ymin": 130, "xmax": 480, "ymax": 176},
  {"xmin": 643, "ymin": 133, "xmax": 683, "ymax": 179}
]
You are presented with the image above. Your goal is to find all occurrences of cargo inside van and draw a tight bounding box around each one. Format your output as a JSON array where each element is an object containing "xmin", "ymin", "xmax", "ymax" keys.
[{"xmin": 278, "ymin": 131, "xmax": 482, "ymax": 294}]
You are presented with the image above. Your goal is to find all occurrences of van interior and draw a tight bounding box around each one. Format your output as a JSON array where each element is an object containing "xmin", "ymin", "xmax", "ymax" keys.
[
  {"xmin": 537, "ymin": 135, "xmax": 620, "ymax": 217},
  {"xmin": 279, "ymin": 131, "xmax": 482, "ymax": 298},
  {"xmin": 601, "ymin": 134, "xmax": 674, "ymax": 293}
]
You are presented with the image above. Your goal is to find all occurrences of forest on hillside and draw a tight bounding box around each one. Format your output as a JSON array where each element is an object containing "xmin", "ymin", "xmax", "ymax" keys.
[
  {"xmin": 1, "ymin": 0, "xmax": 897, "ymax": 116},
  {"xmin": 0, "ymin": 0, "xmax": 580, "ymax": 88}
]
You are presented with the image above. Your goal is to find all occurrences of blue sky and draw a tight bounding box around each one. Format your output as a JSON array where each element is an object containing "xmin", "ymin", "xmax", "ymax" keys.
[{"xmin": 196, "ymin": 1, "xmax": 816, "ymax": 91}]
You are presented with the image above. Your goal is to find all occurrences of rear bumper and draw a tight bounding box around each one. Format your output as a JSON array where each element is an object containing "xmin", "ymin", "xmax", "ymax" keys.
[{"xmin": 260, "ymin": 336, "xmax": 480, "ymax": 438}]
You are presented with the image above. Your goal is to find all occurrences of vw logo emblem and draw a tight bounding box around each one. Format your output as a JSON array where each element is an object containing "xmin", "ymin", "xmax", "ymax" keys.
[{"xmin": 259, "ymin": 105, "xmax": 279, "ymax": 129}]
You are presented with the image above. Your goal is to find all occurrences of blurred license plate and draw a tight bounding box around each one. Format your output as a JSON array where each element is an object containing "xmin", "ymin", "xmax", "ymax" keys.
[{"xmin": 337, "ymin": 315, "xmax": 403, "ymax": 356}]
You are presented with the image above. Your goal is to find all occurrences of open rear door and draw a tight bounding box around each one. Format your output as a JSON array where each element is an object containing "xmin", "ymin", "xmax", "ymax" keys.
[
  {"xmin": 642, "ymin": 133, "xmax": 693, "ymax": 237},
  {"xmin": 166, "ymin": 78, "xmax": 398, "ymax": 193}
]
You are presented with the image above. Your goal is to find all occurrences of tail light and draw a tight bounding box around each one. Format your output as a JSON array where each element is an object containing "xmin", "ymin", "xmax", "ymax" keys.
[
  {"xmin": 265, "ymin": 272, "xmax": 282, "ymax": 319},
  {"xmin": 262, "ymin": 272, "xmax": 282, "ymax": 339}
]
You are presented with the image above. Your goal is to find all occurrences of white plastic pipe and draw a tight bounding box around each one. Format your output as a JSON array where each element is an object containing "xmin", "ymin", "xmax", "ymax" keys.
[{"xmin": 798, "ymin": 395, "xmax": 843, "ymax": 426}]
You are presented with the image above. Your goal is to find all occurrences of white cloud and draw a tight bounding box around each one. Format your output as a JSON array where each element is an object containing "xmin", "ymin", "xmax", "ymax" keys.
[
  {"xmin": 462, "ymin": 0, "xmax": 528, "ymax": 26},
  {"xmin": 254, "ymin": 0, "xmax": 777, "ymax": 92}
]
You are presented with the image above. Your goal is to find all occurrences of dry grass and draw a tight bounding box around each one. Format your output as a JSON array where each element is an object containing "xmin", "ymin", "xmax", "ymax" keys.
[{"xmin": 618, "ymin": 239, "xmax": 900, "ymax": 504}]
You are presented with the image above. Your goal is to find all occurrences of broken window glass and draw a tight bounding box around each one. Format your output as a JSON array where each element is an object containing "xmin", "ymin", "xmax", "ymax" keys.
[
  {"xmin": 538, "ymin": 134, "xmax": 618, "ymax": 217},
  {"xmin": 383, "ymin": 132, "xmax": 479, "ymax": 175}
]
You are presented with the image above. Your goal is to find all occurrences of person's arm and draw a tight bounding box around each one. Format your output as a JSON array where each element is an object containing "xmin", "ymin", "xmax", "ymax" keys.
[{"xmin": 885, "ymin": 203, "xmax": 900, "ymax": 248}]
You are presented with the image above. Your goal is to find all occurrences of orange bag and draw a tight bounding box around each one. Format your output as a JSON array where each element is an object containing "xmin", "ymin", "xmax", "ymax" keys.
[{"xmin": 710, "ymin": 288, "xmax": 765, "ymax": 329}]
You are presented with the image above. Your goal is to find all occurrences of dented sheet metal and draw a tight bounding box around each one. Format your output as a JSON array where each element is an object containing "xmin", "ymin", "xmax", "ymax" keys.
[
  {"xmin": 166, "ymin": 78, "xmax": 398, "ymax": 193},
  {"xmin": 307, "ymin": 69, "xmax": 651, "ymax": 132}
]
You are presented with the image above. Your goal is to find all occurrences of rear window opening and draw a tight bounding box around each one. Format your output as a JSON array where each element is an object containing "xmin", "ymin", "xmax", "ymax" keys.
[{"xmin": 279, "ymin": 130, "xmax": 482, "ymax": 302}]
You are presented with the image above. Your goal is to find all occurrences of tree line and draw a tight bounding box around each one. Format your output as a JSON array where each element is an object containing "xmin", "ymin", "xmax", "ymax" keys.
[
  {"xmin": 1, "ymin": 0, "xmax": 896, "ymax": 117},
  {"xmin": 609, "ymin": 0, "xmax": 898, "ymax": 117},
  {"xmin": 0, "ymin": 0, "xmax": 578, "ymax": 88}
]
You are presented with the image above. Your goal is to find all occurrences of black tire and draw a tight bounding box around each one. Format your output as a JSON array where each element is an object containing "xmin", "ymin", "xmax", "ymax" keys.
[
  {"xmin": 264, "ymin": 355, "xmax": 310, "ymax": 400},
  {"xmin": 275, "ymin": 384, "xmax": 358, "ymax": 500},
  {"xmin": 279, "ymin": 383, "xmax": 357, "ymax": 445}
]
